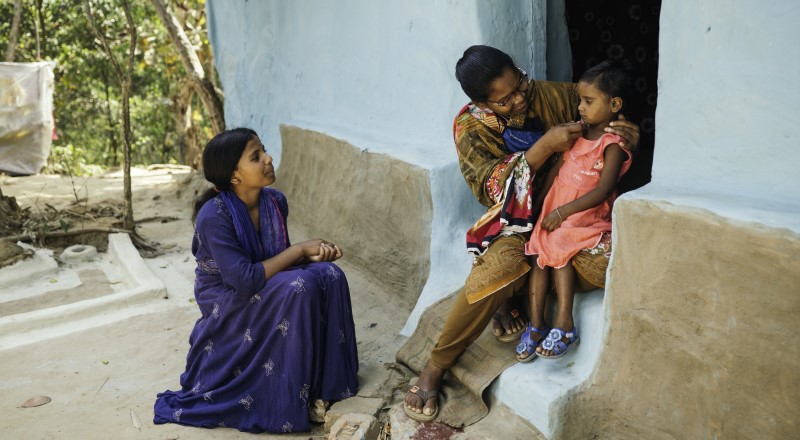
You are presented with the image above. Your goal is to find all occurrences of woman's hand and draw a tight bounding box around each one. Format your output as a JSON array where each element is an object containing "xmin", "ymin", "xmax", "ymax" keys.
[
  {"xmin": 604, "ymin": 114, "xmax": 640, "ymax": 151},
  {"xmin": 541, "ymin": 208, "xmax": 564, "ymax": 231},
  {"xmin": 541, "ymin": 122, "xmax": 584, "ymax": 153},
  {"xmin": 298, "ymin": 239, "xmax": 343, "ymax": 263}
]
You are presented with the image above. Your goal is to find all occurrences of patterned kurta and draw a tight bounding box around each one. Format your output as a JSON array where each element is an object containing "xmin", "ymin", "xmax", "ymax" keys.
[
  {"xmin": 454, "ymin": 79, "xmax": 579, "ymax": 208},
  {"xmin": 154, "ymin": 188, "xmax": 358, "ymax": 433},
  {"xmin": 454, "ymin": 79, "xmax": 580, "ymax": 302}
]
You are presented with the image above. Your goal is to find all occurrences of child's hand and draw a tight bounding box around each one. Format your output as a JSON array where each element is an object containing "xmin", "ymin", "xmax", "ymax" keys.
[{"xmin": 541, "ymin": 209, "xmax": 564, "ymax": 231}]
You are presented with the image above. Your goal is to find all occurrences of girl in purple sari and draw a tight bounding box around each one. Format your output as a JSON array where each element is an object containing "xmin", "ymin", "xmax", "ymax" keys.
[{"xmin": 154, "ymin": 128, "xmax": 359, "ymax": 433}]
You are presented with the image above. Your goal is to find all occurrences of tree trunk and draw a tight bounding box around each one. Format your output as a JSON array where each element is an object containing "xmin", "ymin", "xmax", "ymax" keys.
[
  {"xmin": 119, "ymin": 0, "xmax": 136, "ymax": 231},
  {"xmin": 173, "ymin": 80, "xmax": 201, "ymax": 169},
  {"xmin": 35, "ymin": 0, "xmax": 45, "ymax": 57},
  {"xmin": 101, "ymin": 65, "xmax": 119, "ymax": 167},
  {"xmin": 5, "ymin": 0, "xmax": 22, "ymax": 62},
  {"xmin": 150, "ymin": 0, "xmax": 225, "ymax": 134},
  {"xmin": 84, "ymin": 0, "xmax": 137, "ymax": 230}
]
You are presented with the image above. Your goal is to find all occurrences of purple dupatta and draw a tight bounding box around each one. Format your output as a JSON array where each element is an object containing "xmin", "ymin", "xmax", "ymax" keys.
[{"xmin": 219, "ymin": 188, "xmax": 288, "ymax": 262}]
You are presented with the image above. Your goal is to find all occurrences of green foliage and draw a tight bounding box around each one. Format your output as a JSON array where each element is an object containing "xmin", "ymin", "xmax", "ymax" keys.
[
  {"xmin": 46, "ymin": 143, "xmax": 105, "ymax": 176},
  {"xmin": 0, "ymin": 0, "xmax": 215, "ymax": 172}
]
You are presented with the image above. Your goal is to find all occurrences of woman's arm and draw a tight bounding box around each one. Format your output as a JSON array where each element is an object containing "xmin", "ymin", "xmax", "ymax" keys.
[
  {"xmin": 523, "ymin": 122, "xmax": 584, "ymax": 172},
  {"xmin": 261, "ymin": 240, "xmax": 343, "ymax": 280},
  {"xmin": 540, "ymin": 143, "xmax": 628, "ymax": 231}
]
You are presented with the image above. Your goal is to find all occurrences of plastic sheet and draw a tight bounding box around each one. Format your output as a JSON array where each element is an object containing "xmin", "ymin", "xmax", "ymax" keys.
[{"xmin": 0, "ymin": 61, "xmax": 55, "ymax": 175}]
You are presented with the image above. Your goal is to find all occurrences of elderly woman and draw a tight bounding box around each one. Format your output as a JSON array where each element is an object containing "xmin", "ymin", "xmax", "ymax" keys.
[
  {"xmin": 154, "ymin": 128, "xmax": 358, "ymax": 433},
  {"xmin": 404, "ymin": 45, "xmax": 639, "ymax": 422}
]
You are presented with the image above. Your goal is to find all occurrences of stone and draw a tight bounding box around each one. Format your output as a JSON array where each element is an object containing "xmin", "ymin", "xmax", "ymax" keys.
[
  {"xmin": 327, "ymin": 413, "xmax": 378, "ymax": 440},
  {"xmin": 325, "ymin": 396, "xmax": 384, "ymax": 432},
  {"xmin": 60, "ymin": 244, "xmax": 98, "ymax": 264}
]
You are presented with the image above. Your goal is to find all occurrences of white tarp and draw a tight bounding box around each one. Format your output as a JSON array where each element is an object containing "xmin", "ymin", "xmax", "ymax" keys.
[{"xmin": 0, "ymin": 61, "xmax": 55, "ymax": 175}]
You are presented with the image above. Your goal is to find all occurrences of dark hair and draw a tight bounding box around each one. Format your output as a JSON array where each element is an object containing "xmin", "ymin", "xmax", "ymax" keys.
[
  {"xmin": 455, "ymin": 45, "xmax": 517, "ymax": 102},
  {"xmin": 192, "ymin": 127, "xmax": 258, "ymax": 221},
  {"xmin": 579, "ymin": 60, "xmax": 634, "ymax": 110}
]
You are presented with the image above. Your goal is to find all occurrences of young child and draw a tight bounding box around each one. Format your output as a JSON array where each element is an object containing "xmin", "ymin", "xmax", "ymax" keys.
[{"xmin": 516, "ymin": 60, "xmax": 634, "ymax": 361}]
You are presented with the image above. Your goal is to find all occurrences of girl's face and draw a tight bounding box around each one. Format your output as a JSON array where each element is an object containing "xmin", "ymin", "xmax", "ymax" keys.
[
  {"xmin": 577, "ymin": 80, "xmax": 622, "ymax": 128},
  {"xmin": 479, "ymin": 66, "xmax": 529, "ymax": 117},
  {"xmin": 232, "ymin": 136, "xmax": 275, "ymax": 189}
]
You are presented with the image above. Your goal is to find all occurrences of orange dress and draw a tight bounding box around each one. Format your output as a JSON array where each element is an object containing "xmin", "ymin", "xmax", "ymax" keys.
[{"xmin": 525, "ymin": 133, "xmax": 631, "ymax": 268}]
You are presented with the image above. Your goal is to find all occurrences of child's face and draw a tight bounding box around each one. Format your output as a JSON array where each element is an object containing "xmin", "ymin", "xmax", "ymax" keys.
[{"xmin": 577, "ymin": 80, "xmax": 621, "ymax": 128}]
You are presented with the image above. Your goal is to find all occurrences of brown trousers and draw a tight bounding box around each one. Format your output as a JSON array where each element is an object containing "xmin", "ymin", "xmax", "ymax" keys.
[{"xmin": 430, "ymin": 234, "xmax": 529, "ymax": 369}]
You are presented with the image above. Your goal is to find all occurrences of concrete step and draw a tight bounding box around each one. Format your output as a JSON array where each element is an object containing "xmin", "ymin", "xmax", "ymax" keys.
[{"xmin": 0, "ymin": 233, "xmax": 168, "ymax": 351}]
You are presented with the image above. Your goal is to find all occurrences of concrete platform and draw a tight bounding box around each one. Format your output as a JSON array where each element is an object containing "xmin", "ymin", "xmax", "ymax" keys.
[{"xmin": 0, "ymin": 233, "xmax": 167, "ymax": 351}]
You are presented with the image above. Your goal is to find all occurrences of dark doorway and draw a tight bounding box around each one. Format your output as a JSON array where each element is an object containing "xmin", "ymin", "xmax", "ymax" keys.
[{"xmin": 565, "ymin": 1, "xmax": 661, "ymax": 193}]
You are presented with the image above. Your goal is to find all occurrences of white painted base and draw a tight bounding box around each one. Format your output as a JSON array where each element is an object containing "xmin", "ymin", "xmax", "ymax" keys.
[
  {"xmin": 490, "ymin": 289, "xmax": 605, "ymax": 438},
  {"xmin": 0, "ymin": 233, "xmax": 167, "ymax": 351}
]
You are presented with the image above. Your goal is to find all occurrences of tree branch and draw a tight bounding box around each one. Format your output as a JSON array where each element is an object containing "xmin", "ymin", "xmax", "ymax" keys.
[{"xmin": 150, "ymin": 0, "xmax": 225, "ymax": 134}]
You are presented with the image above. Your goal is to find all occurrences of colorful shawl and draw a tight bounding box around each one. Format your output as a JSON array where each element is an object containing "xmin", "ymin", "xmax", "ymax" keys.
[{"xmin": 453, "ymin": 79, "xmax": 579, "ymax": 255}]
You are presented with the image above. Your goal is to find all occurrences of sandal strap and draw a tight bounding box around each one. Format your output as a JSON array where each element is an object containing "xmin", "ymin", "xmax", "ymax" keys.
[
  {"xmin": 516, "ymin": 324, "xmax": 549, "ymax": 355},
  {"xmin": 409, "ymin": 385, "xmax": 439, "ymax": 402},
  {"xmin": 541, "ymin": 327, "xmax": 577, "ymax": 355}
]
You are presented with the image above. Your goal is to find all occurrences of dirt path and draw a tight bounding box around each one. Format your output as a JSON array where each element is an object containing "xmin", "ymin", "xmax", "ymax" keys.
[{"xmin": 0, "ymin": 168, "xmax": 542, "ymax": 439}]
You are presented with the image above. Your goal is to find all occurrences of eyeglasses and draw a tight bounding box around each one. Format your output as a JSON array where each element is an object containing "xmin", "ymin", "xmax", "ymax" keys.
[{"xmin": 487, "ymin": 68, "xmax": 529, "ymax": 107}]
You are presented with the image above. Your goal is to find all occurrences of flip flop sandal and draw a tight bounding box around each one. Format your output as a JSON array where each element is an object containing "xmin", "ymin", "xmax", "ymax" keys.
[
  {"xmin": 494, "ymin": 308, "xmax": 527, "ymax": 343},
  {"xmin": 403, "ymin": 385, "xmax": 440, "ymax": 422},
  {"xmin": 537, "ymin": 327, "xmax": 580, "ymax": 360},
  {"xmin": 515, "ymin": 324, "xmax": 549, "ymax": 363}
]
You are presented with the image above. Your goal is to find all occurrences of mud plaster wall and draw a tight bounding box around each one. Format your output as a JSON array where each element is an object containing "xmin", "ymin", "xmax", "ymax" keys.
[
  {"xmin": 553, "ymin": 199, "xmax": 800, "ymax": 439},
  {"xmin": 274, "ymin": 126, "xmax": 432, "ymax": 310}
]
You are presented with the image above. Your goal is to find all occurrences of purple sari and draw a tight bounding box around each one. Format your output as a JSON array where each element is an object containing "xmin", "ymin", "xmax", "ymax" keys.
[{"xmin": 154, "ymin": 188, "xmax": 359, "ymax": 433}]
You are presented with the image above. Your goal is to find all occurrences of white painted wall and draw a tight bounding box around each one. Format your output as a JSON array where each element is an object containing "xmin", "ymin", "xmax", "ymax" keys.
[
  {"xmin": 206, "ymin": 0, "xmax": 551, "ymax": 169},
  {"xmin": 652, "ymin": 1, "xmax": 800, "ymax": 211},
  {"xmin": 206, "ymin": 0, "xmax": 560, "ymax": 334}
]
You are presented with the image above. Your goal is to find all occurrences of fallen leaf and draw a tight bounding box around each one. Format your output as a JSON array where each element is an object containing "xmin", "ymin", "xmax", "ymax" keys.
[
  {"xmin": 130, "ymin": 409, "xmax": 141, "ymax": 431},
  {"xmin": 20, "ymin": 396, "xmax": 51, "ymax": 408}
]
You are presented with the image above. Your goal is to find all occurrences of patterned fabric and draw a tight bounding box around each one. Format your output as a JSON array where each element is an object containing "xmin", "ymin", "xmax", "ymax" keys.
[
  {"xmin": 572, "ymin": 231, "xmax": 612, "ymax": 288},
  {"xmin": 463, "ymin": 234, "xmax": 530, "ymax": 305},
  {"xmin": 526, "ymin": 133, "xmax": 631, "ymax": 269},
  {"xmin": 455, "ymin": 79, "xmax": 578, "ymax": 257},
  {"xmin": 453, "ymin": 79, "xmax": 578, "ymax": 208},
  {"xmin": 154, "ymin": 188, "xmax": 359, "ymax": 433}
]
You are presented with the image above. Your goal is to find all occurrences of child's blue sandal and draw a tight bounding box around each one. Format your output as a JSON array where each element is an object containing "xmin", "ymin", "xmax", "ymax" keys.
[
  {"xmin": 537, "ymin": 327, "xmax": 579, "ymax": 360},
  {"xmin": 515, "ymin": 324, "xmax": 549, "ymax": 363}
]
